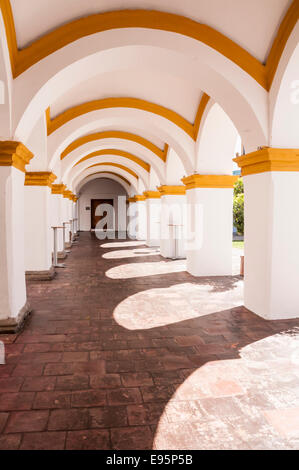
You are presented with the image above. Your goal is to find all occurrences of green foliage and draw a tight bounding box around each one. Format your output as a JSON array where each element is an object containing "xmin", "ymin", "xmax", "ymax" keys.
[
  {"xmin": 233, "ymin": 193, "xmax": 244, "ymax": 235},
  {"xmin": 234, "ymin": 177, "xmax": 244, "ymax": 196},
  {"xmin": 233, "ymin": 178, "xmax": 244, "ymax": 235}
]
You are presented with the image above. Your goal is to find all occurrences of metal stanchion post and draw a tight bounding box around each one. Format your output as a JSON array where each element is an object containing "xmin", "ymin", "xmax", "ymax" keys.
[{"xmin": 52, "ymin": 227, "xmax": 65, "ymax": 268}]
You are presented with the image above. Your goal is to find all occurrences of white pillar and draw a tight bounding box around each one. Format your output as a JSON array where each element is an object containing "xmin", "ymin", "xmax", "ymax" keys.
[
  {"xmin": 182, "ymin": 175, "xmax": 237, "ymax": 276},
  {"xmin": 127, "ymin": 199, "xmax": 137, "ymax": 239},
  {"xmin": 62, "ymin": 190, "xmax": 72, "ymax": 247},
  {"xmin": 24, "ymin": 172, "xmax": 57, "ymax": 280},
  {"xmin": 0, "ymin": 142, "xmax": 33, "ymax": 332},
  {"xmin": 158, "ymin": 186, "xmax": 186, "ymax": 259},
  {"xmin": 144, "ymin": 191, "xmax": 161, "ymax": 247},
  {"xmin": 135, "ymin": 195, "xmax": 147, "ymax": 241},
  {"xmin": 235, "ymin": 148, "xmax": 299, "ymax": 320},
  {"xmin": 51, "ymin": 184, "xmax": 66, "ymax": 258}
]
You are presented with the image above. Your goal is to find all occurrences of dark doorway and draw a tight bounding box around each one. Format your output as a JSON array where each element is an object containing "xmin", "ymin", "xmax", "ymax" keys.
[{"xmin": 91, "ymin": 199, "xmax": 114, "ymax": 230}]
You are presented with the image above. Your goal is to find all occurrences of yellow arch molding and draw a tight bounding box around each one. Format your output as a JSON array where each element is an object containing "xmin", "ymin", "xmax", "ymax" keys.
[
  {"xmin": 60, "ymin": 130, "xmax": 166, "ymax": 161},
  {"xmin": 80, "ymin": 171, "xmax": 131, "ymax": 187},
  {"xmin": 193, "ymin": 93, "xmax": 210, "ymax": 140},
  {"xmin": 0, "ymin": 2, "xmax": 298, "ymax": 89},
  {"xmin": 85, "ymin": 162, "xmax": 138, "ymax": 179},
  {"xmin": 73, "ymin": 149, "xmax": 150, "ymax": 172},
  {"xmin": 47, "ymin": 98, "xmax": 194, "ymax": 139}
]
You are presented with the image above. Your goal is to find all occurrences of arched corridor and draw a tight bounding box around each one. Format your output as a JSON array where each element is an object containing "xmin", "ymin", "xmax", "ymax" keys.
[
  {"xmin": 0, "ymin": 0, "xmax": 299, "ymax": 451},
  {"xmin": 0, "ymin": 234, "xmax": 298, "ymax": 450}
]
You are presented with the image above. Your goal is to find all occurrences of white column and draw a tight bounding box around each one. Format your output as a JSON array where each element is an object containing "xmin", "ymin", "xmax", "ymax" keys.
[
  {"xmin": 62, "ymin": 190, "xmax": 72, "ymax": 247},
  {"xmin": 182, "ymin": 175, "xmax": 237, "ymax": 276},
  {"xmin": 24, "ymin": 172, "xmax": 56, "ymax": 280},
  {"xmin": 0, "ymin": 142, "xmax": 33, "ymax": 332},
  {"xmin": 127, "ymin": 199, "xmax": 137, "ymax": 239},
  {"xmin": 51, "ymin": 184, "xmax": 66, "ymax": 257},
  {"xmin": 235, "ymin": 148, "xmax": 299, "ymax": 320},
  {"xmin": 158, "ymin": 186, "xmax": 186, "ymax": 259},
  {"xmin": 144, "ymin": 191, "xmax": 161, "ymax": 247},
  {"xmin": 135, "ymin": 196, "xmax": 147, "ymax": 241}
]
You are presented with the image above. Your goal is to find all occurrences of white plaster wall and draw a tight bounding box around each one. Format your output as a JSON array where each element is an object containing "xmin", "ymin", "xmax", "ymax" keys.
[
  {"xmin": 78, "ymin": 178, "xmax": 127, "ymax": 232},
  {"xmin": 146, "ymin": 198, "xmax": 161, "ymax": 246},
  {"xmin": 50, "ymin": 194, "xmax": 64, "ymax": 252},
  {"xmin": 244, "ymin": 172, "xmax": 299, "ymax": 319},
  {"xmin": 24, "ymin": 186, "xmax": 52, "ymax": 271},
  {"xmin": 196, "ymin": 103, "xmax": 239, "ymax": 172},
  {"xmin": 0, "ymin": 168, "xmax": 27, "ymax": 319},
  {"xmin": 185, "ymin": 187, "xmax": 233, "ymax": 276},
  {"xmin": 136, "ymin": 200, "xmax": 147, "ymax": 240}
]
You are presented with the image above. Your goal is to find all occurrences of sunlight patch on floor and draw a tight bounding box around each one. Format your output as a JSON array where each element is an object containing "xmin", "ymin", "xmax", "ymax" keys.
[
  {"xmin": 100, "ymin": 241, "xmax": 146, "ymax": 248},
  {"xmin": 106, "ymin": 260, "xmax": 186, "ymax": 278},
  {"xmin": 113, "ymin": 281, "xmax": 243, "ymax": 329},
  {"xmin": 102, "ymin": 248, "xmax": 160, "ymax": 259}
]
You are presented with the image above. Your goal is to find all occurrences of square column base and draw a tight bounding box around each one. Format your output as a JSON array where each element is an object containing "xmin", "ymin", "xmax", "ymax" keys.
[
  {"xmin": 0, "ymin": 302, "xmax": 32, "ymax": 333},
  {"xmin": 25, "ymin": 265, "xmax": 56, "ymax": 281}
]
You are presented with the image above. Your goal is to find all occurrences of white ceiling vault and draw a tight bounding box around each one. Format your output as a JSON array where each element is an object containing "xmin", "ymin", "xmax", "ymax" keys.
[
  {"xmin": 11, "ymin": 0, "xmax": 291, "ymax": 62},
  {"xmin": 2, "ymin": 0, "xmax": 297, "ymax": 192}
]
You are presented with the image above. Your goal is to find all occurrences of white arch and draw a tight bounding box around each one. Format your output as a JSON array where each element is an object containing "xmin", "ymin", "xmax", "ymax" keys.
[
  {"xmin": 0, "ymin": 10, "xmax": 13, "ymax": 139},
  {"xmin": 270, "ymin": 22, "xmax": 299, "ymax": 148},
  {"xmin": 47, "ymin": 108, "xmax": 194, "ymax": 175},
  {"xmin": 61, "ymin": 138, "xmax": 164, "ymax": 183},
  {"xmin": 76, "ymin": 173, "xmax": 131, "ymax": 195},
  {"xmin": 12, "ymin": 32, "xmax": 267, "ymax": 151},
  {"xmin": 66, "ymin": 154, "xmax": 149, "ymax": 189},
  {"xmin": 196, "ymin": 101, "xmax": 240, "ymax": 173},
  {"xmin": 71, "ymin": 164, "xmax": 138, "ymax": 193}
]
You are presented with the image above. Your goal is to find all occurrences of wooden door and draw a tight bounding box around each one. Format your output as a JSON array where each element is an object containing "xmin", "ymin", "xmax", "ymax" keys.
[{"xmin": 91, "ymin": 199, "xmax": 114, "ymax": 230}]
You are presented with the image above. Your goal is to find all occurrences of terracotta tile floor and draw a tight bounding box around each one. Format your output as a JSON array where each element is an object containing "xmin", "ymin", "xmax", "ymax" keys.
[{"xmin": 0, "ymin": 233, "xmax": 299, "ymax": 450}]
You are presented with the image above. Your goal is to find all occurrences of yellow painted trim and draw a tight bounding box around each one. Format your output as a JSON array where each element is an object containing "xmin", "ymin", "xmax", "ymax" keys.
[
  {"xmin": 233, "ymin": 147, "xmax": 299, "ymax": 176},
  {"xmin": 51, "ymin": 183, "xmax": 66, "ymax": 194},
  {"xmin": 47, "ymin": 97, "xmax": 194, "ymax": 139},
  {"xmin": 163, "ymin": 144, "xmax": 169, "ymax": 162},
  {"xmin": 143, "ymin": 191, "xmax": 161, "ymax": 199},
  {"xmin": 86, "ymin": 162, "xmax": 138, "ymax": 179},
  {"xmin": 158, "ymin": 185, "xmax": 186, "ymax": 196},
  {"xmin": 25, "ymin": 171, "xmax": 57, "ymax": 187},
  {"xmin": 63, "ymin": 189, "xmax": 73, "ymax": 200},
  {"xmin": 128, "ymin": 197, "xmax": 136, "ymax": 203},
  {"xmin": 85, "ymin": 171, "xmax": 131, "ymax": 187},
  {"xmin": 182, "ymin": 174, "xmax": 238, "ymax": 189},
  {"xmin": 0, "ymin": 6, "xmax": 266, "ymax": 88},
  {"xmin": 193, "ymin": 93, "xmax": 210, "ymax": 140},
  {"xmin": 266, "ymin": 1, "xmax": 299, "ymax": 89},
  {"xmin": 0, "ymin": 141, "xmax": 33, "ymax": 172},
  {"xmin": 74, "ymin": 149, "xmax": 150, "ymax": 172},
  {"xmin": 0, "ymin": 4, "xmax": 297, "ymax": 91},
  {"xmin": 61, "ymin": 130, "xmax": 165, "ymax": 161},
  {"xmin": 134, "ymin": 194, "xmax": 146, "ymax": 201}
]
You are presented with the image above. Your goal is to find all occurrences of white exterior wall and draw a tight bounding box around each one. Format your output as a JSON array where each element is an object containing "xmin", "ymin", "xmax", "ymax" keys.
[
  {"xmin": 24, "ymin": 186, "xmax": 52, "ymax": 272},
  {"xmin": 244, "ymin": 171, "xmax": 299, "ymax": 320},
  {"xmin": 185, "ymin": 187, "xmax": 233, "ymax": 276}
]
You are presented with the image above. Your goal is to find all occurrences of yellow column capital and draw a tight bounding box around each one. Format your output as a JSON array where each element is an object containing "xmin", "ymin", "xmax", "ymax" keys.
[
  {"xmin": 0, "ymin": 141, "xmax": 34, "ymax": 172},
  {"xmin": 182, "ymin": 174, "xmax": 238, "ymax": 189},
  {"xmin": 233, "ymin": 147, "xmax": 299, "ymax": 176},
  {"xmin": 25, "ymin": 171, "xmax": 57, "ymax": 187}
]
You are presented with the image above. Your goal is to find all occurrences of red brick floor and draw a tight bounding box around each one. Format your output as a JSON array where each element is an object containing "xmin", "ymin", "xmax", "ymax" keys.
[{"xmin": 0, "ymin": 233, "xmax": 299, "ymax": 449}]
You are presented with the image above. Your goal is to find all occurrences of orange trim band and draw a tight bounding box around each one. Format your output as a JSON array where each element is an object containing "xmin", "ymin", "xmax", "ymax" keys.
[
  {"xmin": 60, "ymin": 130, "xmax": 165, "ymax": 161},
  {"xmin": 234, "ymin": 147, "xmax": 299, "ymax": 176},
  {"xmin": 73, "ymin": 149, "xmax": 150, "ymax": 172},
  {"xmin": 182, "ymin": 174, "xmax": 238, "ymax": 189},
  {"xmin": 25, "ymin": 171, "xmax": 57, "ymax": 187},
  {"xmin": 158, "ymin": 185, "xmax": 186, "ymax": 196},
  {"xmin": 85, "ymin": 162, "xmax": 138, "ymax": 179},
  {"xmin": 0, "ymin": 141, "xmax": 33, "ymax": 172}
]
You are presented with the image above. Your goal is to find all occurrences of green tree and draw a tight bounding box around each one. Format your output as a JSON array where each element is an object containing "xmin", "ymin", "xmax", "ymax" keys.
[{"xmin": 233, "ymin": 178, "xmax": 244, "ymax": 235}]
